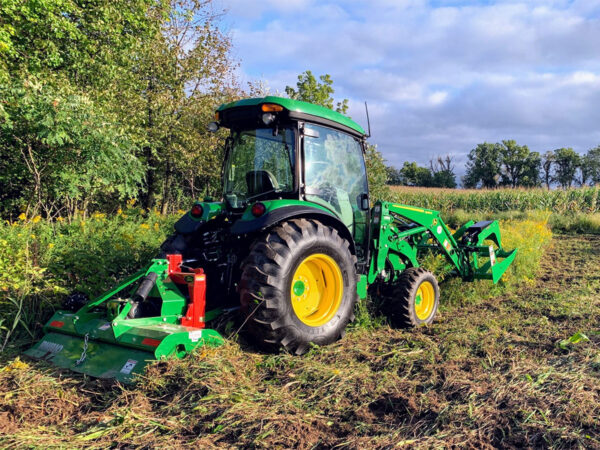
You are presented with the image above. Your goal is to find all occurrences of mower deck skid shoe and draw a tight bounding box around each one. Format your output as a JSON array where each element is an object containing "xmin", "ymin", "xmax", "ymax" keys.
[{"xmin": 24, "ymin": 255, "xmax": 225, "ymax": 383}]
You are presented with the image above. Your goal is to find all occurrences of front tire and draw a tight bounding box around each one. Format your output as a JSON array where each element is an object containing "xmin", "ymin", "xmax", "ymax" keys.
[
  {"xmin": 239, "ymin": 218, "xmax": 358, "ymax": 354},
  {"xmin": 381, "ymin": 267, "xmax": 440, "ymax": 327}
]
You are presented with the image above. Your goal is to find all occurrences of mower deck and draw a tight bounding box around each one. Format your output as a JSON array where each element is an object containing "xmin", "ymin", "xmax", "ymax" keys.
[{"xmin": 24, "ymin": 256, "xmax": 225, "ymax": 382}]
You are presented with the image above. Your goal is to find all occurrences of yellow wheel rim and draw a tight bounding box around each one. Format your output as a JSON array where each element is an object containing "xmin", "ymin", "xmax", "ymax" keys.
[
  {"xmin": 415, "ymin": 280, "xmax": 435, "ymax": 320},
  {"xmin": 290, "ymin": 253, "xmax": 343, "ymax": 327}
]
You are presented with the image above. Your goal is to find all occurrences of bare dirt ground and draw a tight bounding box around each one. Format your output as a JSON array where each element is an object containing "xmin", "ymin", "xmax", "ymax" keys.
[{"xmin": 1, "ymin": 235, "xmax": 599, "ymax": 448}]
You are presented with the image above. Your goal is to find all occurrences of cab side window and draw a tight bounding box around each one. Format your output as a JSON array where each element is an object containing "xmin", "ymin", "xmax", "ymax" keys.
[{"xmin": 303, "ymin": 124, "xmax": 368, "ymax": 233}]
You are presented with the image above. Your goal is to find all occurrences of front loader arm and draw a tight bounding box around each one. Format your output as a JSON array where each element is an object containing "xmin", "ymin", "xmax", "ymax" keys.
[{"xmin": 368, "ymin": 201, "xmax": 517, "ymax": 285}]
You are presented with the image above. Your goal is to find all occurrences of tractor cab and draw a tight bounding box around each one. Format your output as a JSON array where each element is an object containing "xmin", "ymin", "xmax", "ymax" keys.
[{"xmin": 216, "ymin": 96, "xmax": 371, "ymax": 261}]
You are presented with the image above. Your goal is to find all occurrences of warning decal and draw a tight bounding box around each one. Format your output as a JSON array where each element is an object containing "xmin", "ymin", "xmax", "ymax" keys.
[
  {"xmin": 489, "ymin": 245, "xmax": 497, "ymax": 267},
  {"xmin": 189, "ymin": 330, "xmax": 203, "ymax": 342},
  {"xmin": 39, "ymin": 341, "xmax": 63, "ymax": 354},
  {"xmin": 120, "ymin": 359, "xmax": 138, "ymax": 374},
  {"xmin": 443, "ymin": 240, "xmax": 451, "ymax": 251}
]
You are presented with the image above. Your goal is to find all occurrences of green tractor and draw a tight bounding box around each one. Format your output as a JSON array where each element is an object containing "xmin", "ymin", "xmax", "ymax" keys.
[{"xmin": 26, "ymin": 97, "xmax": 517, "ymax": 381}]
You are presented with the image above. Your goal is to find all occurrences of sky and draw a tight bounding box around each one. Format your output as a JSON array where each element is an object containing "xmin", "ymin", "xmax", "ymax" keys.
[{"xmin": 217, "ymin": 0, "xmax": 600, "ymax": 175}]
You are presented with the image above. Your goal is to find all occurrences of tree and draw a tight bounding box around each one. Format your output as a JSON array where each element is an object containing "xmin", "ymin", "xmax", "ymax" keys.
[
  {"xmin": 463, "ymin": 142, "xmax": 502, "ymax": 188},
  {"xmin": 399, "ymin": 162, "xmax": 433, "ymax": 187},
  {"xmin": 365, "ymin": 144, "xmax": 390, "ymax": 201},
  {"xmin": 285, "ymin": 71, "xmax": 348, "ymax": 114},
  {"xmin": 430, "ymin": 155, "xmax": 457, "ymax": 188},
  {"xmin": 386, "ymin": 166, "xmax": 404, "ymax": 185},
  {"xmin": 578, "ymin": 146, "xmax": 600, "ymax": 186},
  {"xmin": 587, "ymin": 146, "xmax": 600, "ymax": 185},
  {"xmin": 0, "ymin": 0, "xmax": 160, "ymax": 217},
  {"xmin": 542, "ymin": 151, "xmax": 554, "ymax": 189},
  {"xmin": 520, "ymin": 151, "xmax": 542, "ymax": 187},
  {"xmin": 136, "ymin": 0, "xmax": 238, "ymax": 212},
  {"xmin": 0, "ymin": 81, "xmax": 142, "ymax": 218},
  {"xmin": 553, "ymin": 148, "xmax": 580, "ymax": 189}
]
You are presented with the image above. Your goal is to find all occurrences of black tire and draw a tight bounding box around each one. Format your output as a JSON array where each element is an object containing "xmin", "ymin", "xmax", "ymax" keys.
[
  {"xmin": 239, "ymin": 218, "xmax": 358, "ymax": 354},
  {"xmin": 381, "ymin": 267, "xmax": 439, "ymax": 327}
]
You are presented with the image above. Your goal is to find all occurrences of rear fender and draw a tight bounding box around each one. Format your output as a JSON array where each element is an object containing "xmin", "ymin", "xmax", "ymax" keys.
[{"xmin": 230, "ymin": 201, "xmax": 356, "ymax": 256}]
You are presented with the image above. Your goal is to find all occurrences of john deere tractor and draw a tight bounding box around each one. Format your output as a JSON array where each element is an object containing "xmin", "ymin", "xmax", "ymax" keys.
[{"xmin": 26, "ymin": 97, "xmax": 516, "ymax": 381}]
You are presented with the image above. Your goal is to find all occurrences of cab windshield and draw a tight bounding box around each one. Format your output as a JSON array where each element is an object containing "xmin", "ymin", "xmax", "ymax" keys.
[{"xmin": 223, "ymin": 127, "xmax": 295, "ymax": 208}]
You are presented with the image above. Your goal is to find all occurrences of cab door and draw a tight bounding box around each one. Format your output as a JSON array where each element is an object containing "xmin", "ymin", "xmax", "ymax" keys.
[{"xmin": 301, "ymin": 123, "xmax": 370, "ymax": 263}]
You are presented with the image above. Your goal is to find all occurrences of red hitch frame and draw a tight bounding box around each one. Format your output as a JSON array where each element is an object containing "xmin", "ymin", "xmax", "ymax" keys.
[{"xmin": 166, "ymin": 254, "xmax": 206, "ymax": 329}]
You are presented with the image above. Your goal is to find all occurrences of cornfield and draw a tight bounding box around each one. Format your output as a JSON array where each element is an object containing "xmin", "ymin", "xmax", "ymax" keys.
[{"xmin": 390, "ymin": 186, "xmax": 600, "ymax": 213}]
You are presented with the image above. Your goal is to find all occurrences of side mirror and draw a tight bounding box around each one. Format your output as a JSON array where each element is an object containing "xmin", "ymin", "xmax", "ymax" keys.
[{"xmin": 360, "ymin": 193, "xmax": 370, "ymax": 210}]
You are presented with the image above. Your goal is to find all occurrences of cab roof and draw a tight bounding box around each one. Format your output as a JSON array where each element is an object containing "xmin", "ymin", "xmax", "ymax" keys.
[{"xmin": 217, "ymin": 96, "xmax": 366, "ymax": 136}]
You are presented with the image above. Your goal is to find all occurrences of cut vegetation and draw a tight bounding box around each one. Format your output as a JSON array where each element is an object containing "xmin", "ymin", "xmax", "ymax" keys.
[{"xmin": 4, "ymin": 222, "xmax": 598, "ymax": 448}]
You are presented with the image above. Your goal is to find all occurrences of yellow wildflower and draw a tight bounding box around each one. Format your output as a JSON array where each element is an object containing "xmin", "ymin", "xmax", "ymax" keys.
[
  {"xmin": 154, "ymin": 222, "xmax": 160, "ymax": 231},
  {"xmin": 57, "ymin": 216, "xmax": 65, "ymax": 222},
  {"xmin": 93, "ymin": 212, "xmax": 106, "ymax": 220},
  {"xmin": 140, "ymin": 223, "xmax": 150, "ymax": 230},
  {"xmin": 32, "ymin": 215, "xmax": 41, "ymax": 223},
  {"xmin": 48, "ymin": 243, "xmax": 55, "ymax": 249},
  {"xmin": 3, "ymin": 358, "xmax": 29, "ymax": 371},
  {"xmin": 117, "ymin": 208, "xmax": 123, "ymax": 215},
  {"xmin": 18, "ymin": 213, "xmax": 26, "ymax": 221},
  {"xmin": 30, "ymin": 234, "xmax": 36, "ymax": 239},
  {"xmin": 127, "ymin": 198, "xmax": 136, "ymax": 207},
  {"xmin": 177, "ymin": 209, "xmax": 186, "ymax": 214}
]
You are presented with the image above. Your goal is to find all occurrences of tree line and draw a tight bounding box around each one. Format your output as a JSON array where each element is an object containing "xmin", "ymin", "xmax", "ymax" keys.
[
  {"xmin": 0, "ymin": 0, "xmax": 239, "ymax": 220},
  {"xmin": 386, "ymin": 140, "xmax": 600, "ymax": 189}
]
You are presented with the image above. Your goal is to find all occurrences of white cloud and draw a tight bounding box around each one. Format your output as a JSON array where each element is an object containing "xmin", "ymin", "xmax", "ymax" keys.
[{"xmin": 221, "ymin": 0, "xmax": 600, "ymax": 174}]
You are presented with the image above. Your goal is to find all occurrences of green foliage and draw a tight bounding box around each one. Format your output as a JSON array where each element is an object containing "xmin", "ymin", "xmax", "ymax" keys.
[
  {"xmin": 463, "ymin": 142, "xmax": 502, "ymax": 188},
  {"xmin": 364, "ymin": 144, "xmax": 390, "ymax": 201},
  {"xmin": 553, "ymin": 147, "xmax": 580, "ymax": 189},
  {"xmin": 0, "ymin": 208, "xmax": 176, "ymax": 345},
  {"xmin": 387, "ymin": 156, "xmax": 456, "ymax": 188},
  {"xmin": 580, "ymin": 146, "xmax": 600, "ymax": 186},
  {"xmin": 399, "ymin": 162, "xmax": 433, "ymax": 187},
  {"xmin": 285, "ymin": 71, "xmax": 348, "ymax": 114},
  {"xmin": 499, "ymin": 140, "xmax": 541, "ymax": 187},
  {"xmin": 0, "ymin": 0, "xmax": 239, "ymax": 219},
  {"xmin": 0, "ymin": 80, "xmax": 143, "ymax": 217},
  {"xmin": 136, "ymin": 0, "xmax": 238, "ymax": 212}
]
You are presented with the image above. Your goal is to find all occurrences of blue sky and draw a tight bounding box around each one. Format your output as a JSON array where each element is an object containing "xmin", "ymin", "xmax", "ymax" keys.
[{"xmin": 218, "ymin": 0, "xmax": 600, "ymax": 174}]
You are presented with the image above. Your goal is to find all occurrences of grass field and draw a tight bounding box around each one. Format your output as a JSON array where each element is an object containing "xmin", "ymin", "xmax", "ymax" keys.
[
  {"xmin": 0, "ymin": 193, "xmax": 598, "ymax": 448},
  {"xmin": 3, "ymin": 232, "xmax": 600, "ymax": 447}
]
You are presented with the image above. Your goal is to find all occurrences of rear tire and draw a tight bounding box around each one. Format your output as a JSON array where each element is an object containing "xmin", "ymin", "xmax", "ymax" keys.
[
  {"xmin": 239, "ymin": 218, "xmax": 358, "ymax": 354},
  {"xmin": 381, "ymin": 268, "xmax": 439, "ymax": 327}
]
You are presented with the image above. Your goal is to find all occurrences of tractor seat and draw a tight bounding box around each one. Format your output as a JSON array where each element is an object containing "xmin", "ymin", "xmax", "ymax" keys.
[{"xmin": 246, "ymin": 170, "xmax": 280, "ymax": 196}]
